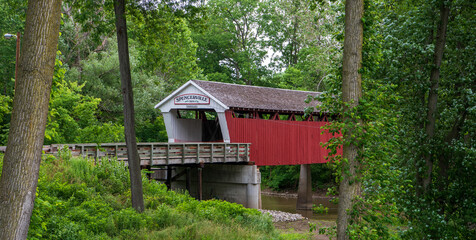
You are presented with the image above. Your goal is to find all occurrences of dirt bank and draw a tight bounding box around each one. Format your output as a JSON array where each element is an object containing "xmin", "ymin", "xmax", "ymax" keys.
[{"xmin": 274, "ymin": 219, "xmax": 335, "ymax": 240}]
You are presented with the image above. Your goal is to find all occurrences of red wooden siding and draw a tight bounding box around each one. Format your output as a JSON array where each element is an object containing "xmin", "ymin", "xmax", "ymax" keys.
[{"xmin": 225, "ymin": 111, "xmax": 340, "ymax": 166}]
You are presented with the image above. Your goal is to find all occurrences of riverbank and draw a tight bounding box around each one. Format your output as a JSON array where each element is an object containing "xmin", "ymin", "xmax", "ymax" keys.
[
  {"xmin": 261, "ymin": 188, "xmax": 335, "ymax": 199},
  {"xmin": 261, "ymin": 188, "xmax": 338, "ymax": 220},
  {"xmin": 274, "ymin": 219, "xmax": 335, "ymax": 240},
  {"xmin": 260, "ymin": 188, "xmax": 336, "ymax": 239},
  {"xmin": 258, "ymin": 208, "xmax": 335, "ymax": 240}
]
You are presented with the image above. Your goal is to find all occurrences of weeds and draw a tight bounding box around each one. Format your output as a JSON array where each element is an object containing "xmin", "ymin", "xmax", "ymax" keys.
[{"xmin": 23, "ymin": 156, "xmax": 281, "ymax": 239}]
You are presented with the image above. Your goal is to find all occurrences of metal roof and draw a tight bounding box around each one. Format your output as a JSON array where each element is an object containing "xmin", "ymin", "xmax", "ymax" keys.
[{"xmin": 191, "ymin": 80, "xmax": 321, "ymax": 113}]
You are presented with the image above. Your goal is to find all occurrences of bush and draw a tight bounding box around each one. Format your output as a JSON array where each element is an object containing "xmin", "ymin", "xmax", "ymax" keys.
[
  {"xmin": 27, "ymin": 156, "xmax": 279, "ymax": 239},
  {"xmin": 260, "ymin": 164, "xmax": 334, "ymax": 191}
]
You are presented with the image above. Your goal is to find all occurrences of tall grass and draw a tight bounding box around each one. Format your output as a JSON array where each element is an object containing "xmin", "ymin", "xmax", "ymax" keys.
[{"xmin": 13, "ymin": 154, "xmax": 282, "ymax": 239}]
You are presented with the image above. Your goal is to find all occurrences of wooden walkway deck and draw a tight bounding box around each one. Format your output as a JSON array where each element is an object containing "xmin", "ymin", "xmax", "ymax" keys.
[{"xmin": 33, "ymin": 142, "xmax": 251, "ymax": 166}]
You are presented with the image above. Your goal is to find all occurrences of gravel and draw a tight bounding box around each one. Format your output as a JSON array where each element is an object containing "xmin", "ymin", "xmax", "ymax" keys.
[{"xmin": 259, "ymin": 209, "xmax": 306, "ymax": 222}]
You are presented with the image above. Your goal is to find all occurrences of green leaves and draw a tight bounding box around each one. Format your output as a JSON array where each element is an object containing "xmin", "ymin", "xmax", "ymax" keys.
[
  {"xmin": 194, "ymin": 0, "xmax": 271, "ymax": 85},
  {"xmin": 26, "ymin": 156, "xmax": 278, "ymax": 239},
  {"xmin": 0, "ymin": 95, "xmax": 12, "ymax": 145},
  {"xmin": 46, "ymin": 52, "xmax": 125, "ymax": 144}
]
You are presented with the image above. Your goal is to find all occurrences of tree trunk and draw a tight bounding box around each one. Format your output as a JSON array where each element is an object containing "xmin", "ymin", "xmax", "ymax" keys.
[
  {"xmin": 113, "ymin": 0, "xmax": 144, "ymax": 212},
  {"xmin": 0, "ymin": 0, "xmax": 62, "ymax": 239},
  {"xmin": 337, "ymin": 0, "xmax": 364, "ymax": 239},
  {"xmin": 422, "ymin": 1, "xmax": 451, "ymax": 193}
]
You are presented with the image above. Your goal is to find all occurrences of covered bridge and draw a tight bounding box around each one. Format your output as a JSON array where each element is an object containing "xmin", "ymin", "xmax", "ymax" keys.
[{"xmin": 155, "ymin": 80, "xmax": 335, "ymax": 166}]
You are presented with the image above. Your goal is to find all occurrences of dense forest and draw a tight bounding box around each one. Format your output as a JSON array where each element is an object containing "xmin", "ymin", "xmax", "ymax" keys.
[{"xmin": 0, "ymin": 0, "xmax": 474, "ymax": 239}]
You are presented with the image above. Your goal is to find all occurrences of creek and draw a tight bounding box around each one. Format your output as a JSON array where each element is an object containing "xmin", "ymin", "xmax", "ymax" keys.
[{"xmin": 261, "ymin": 194, "xmax": 338, "ymax": 221}]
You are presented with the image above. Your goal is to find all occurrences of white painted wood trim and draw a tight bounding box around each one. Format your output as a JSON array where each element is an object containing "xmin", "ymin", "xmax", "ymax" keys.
[
  {"xmin": 217, "ymin": 112, "xmax": 230, "ymax": 143},
  {"xmin": 154, "ymin": 80, "xmax": 194, "ymax": 110}
]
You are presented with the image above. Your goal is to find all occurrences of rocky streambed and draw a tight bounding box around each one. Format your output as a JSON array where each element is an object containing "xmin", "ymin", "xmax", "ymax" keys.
[{"xmin": 259, "ymin": 209, "xmax": 306, "ymax": 222}]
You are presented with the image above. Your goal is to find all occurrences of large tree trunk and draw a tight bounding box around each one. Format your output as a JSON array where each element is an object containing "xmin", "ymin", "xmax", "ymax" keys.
[
  {"xmin": 113, "ymin": 0, "xmax": 144, "ymax": 212},
  {"xmin": 337, "ymin": 0, "xmax": 363, "ymax": 239},
  {"xmin": 421, "ymin": 1, "xmax": 451, "ymax": 194},
  {"xmin": 0, "ymin": 0, "xmax": 62, "ymax": 239}
]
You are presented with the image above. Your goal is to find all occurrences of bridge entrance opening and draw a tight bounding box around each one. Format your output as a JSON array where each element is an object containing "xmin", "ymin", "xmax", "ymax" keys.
[{"xmin": 176, "ymin": 109, "xmax": 223, "ymax": 142}]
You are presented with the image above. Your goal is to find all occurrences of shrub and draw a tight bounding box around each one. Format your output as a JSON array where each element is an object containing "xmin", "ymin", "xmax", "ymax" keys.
[{"xmin": 27, "ymin": 156, "xmax": 279, "ymax": 239}]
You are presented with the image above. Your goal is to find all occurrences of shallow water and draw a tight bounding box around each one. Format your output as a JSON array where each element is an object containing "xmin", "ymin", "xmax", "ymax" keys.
[{"xmin": 261, "ymin": 194, "xmax": 338, "ymax": 221}]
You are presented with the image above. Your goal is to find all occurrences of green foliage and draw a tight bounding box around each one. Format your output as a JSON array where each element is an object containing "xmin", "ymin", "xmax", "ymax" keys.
[
  {"xmin": 194, "ymin": 0, "xmax": 271, "ymax": 85},
  {"xmin": 45, "ymin": 52, "xmax": 124, "ymax": 144},
  {"xmin": 264, "ymin": 0, "xmax": 343, "ymax": 91},
  {"xmin": 312, "ymin": 204, "xmax": 329, "ymax": 214},
  {"xmin": 0, "ymin": 0, "xmax": 26, "ymax": 97},
  {"xmin": 60, "ymin": 0, "xmax": 115, "ymax": 68},
  {"xmin": 373, "ymin": 0, "xmax": 476, "ymax": 238},
  {"xmin": 64, "ymin": 40, "xmax": 169, "ymax": 142},
  {"xmin": 66, "ymin": 40, "xmax": 164, "ymax": 122},
  {"xmin": 135, "ymin": 116, "xmax": 168, "ymax": 143},
  {"xmin": 0, "ymin": 94, "xmax": 12, "ymax": 145},
  {"xmin": 314, "ymin": 0, "xmax": 475, "ymax": 239},
  {"xmin": 260, "ymin": 165, "xmax": 300, "ymax": 190},
  {"xmin": 261, "ymin": 164, "xmax": 334, "ymax": 191},
  {"xmin": 0, "ymin": 1, "xmax": 25, "ymax": 145},
  {"xmin": 27, "ymin": 156, "xmax": 279, "ymax": 239},
  {"xmin": 129, "ymin": 11, "xmax": 201, "ymax": 91},
  {"xmin": 312, "ymin": 1, "xmax": 407, "ymax": 238}
]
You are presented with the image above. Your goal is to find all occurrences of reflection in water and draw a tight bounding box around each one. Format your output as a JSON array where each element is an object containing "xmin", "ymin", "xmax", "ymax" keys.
[{"xmin": 261, "ymin": 194, "xmax": 337, "ymax": 221}]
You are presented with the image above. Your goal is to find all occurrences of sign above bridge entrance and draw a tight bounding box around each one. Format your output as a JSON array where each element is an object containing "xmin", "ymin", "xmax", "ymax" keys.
[{"xmin": 174, "ymin": 93, "xmax": 210, "ymax": 105}]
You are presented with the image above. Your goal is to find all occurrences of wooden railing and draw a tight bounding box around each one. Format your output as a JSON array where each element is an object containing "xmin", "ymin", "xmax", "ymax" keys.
[{"xmin": 33, "ymin": 142, "xmax": 250, "ymax": 166}]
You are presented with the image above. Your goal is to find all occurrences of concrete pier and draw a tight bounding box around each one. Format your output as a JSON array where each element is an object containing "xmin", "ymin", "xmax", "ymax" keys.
[
  {"xmin": 296, "ymin": 164, "xmax": 313, "ymax": 210},
  {"xmin": 172, "ymin": 164, "xmax": 261, "ymax": 208}
]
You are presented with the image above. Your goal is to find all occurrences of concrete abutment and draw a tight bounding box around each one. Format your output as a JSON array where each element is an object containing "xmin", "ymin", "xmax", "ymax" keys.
[{"xmin": 171, "ymin": 164, "xmax": 261, "ymax": 209}]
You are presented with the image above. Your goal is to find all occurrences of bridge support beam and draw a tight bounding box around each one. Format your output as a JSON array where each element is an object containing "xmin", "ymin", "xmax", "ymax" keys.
[
  {"xmin": 297, "ymin": 164, "xmax": 313, "ymax": 210},
  {"xmin": 166, "ymin": 166, "xmax": 172, "ymax": 190},
  {"xmin": 186, "ymin": 167, "xmax": 191, "ymax": 194},
  {"xmin": 172, "ymin": 164, "xmax": 261, "ymax": 208},
  {"xmin": 198, "ymin": 163, "xmax": 203, "ymax": 201}
]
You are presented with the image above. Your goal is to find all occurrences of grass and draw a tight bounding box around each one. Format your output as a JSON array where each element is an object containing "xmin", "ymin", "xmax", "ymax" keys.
[{"xmin": 0, "ymin": 153, "xmax": 285, "ymax": 239}]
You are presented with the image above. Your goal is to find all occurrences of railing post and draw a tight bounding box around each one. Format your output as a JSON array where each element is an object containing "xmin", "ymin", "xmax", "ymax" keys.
[
  {"xmin": 150, "ymin": 144, "xmax": 154, "ymax": 166},
  {"xmin": 166, "ymin": 144, "xmax": 169, "ymax": 165},
  {"xmin": 246, "ymin": 144, "xmax": 249, "ymax": 161},
  {"xmin": 182, "ymin": 144, "xmax": 185, "ymax": 164},
  {"xmin": 196, "ymin": 143, "xmax": 200, "ymax": 164},
  {"xmin": 210, "ymin": 143, "xmax": 214, "ymax": 162},
  {"xmin": 236, "ymin": 144, "xmax": 240, "ymax": 162},
  {"xmin": 95, "ymin": 145, "xmax": 99, "ymax": 164},
  {"xmin": 223, "ymin": 143, "xmax": 227, "ymax": 162}
]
